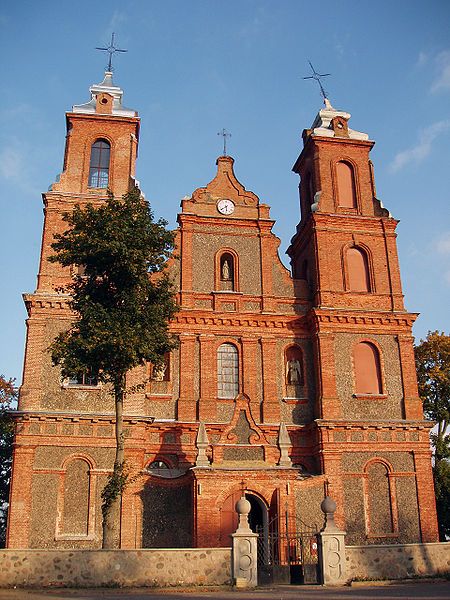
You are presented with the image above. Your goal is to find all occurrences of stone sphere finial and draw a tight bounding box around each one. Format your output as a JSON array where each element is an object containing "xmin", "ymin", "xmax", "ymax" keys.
[
  {"xmin": 321, "ymin": 496, "xmax": 336, "ymax": 515},
  {"xmin": 236, "ymin": 496, "xmax": 251, "ymax": 516}
]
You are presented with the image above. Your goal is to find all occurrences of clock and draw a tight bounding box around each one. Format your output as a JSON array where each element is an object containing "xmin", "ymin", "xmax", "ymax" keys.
[{"xmin": 217, "ymin": 198, "xmax": 235, "ymax": 215}]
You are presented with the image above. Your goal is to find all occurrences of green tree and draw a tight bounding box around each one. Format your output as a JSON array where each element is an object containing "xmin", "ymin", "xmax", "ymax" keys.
[
  {"xmin": 49, "ymin": 188, "xmax": 178, "ymax": 548},
  {"xmin": 0, "ymin": 375, "xmax": 17, "ymax": 548},
  {"xmin": 415, "ymin": 331, "xmax": 450, "ymax": 540}
]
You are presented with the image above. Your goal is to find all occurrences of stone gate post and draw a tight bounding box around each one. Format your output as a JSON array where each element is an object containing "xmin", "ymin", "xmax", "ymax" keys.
[
  {"xmin": 231, "ymin": 496, "xmax": 258, "ymax": 588},
  {"xmin": 318, "ymin": 496, "xmax": 347, "ymax": 586}
]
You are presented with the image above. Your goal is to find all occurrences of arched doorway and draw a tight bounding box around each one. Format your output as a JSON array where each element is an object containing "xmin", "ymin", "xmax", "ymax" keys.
[
  {"xmin": 246, "ymin": 493, "xmax": 267, "ymax": 533},
  {"xmin": 219, "ymin": 490, "xmax": 268, "ymax": 546}
]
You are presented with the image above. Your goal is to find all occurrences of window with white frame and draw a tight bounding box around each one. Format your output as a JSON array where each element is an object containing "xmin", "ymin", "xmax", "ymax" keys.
[{"xmin": 217, "ymin": 343, "xmax": 239, "ymax": 398}]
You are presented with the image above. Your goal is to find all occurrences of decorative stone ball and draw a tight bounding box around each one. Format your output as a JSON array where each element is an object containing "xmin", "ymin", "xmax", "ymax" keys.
[
  {"xmin": 321, "ymin": 496, "xmax": 336, "ymax": 515},
  {"xmin": 236, "ymin": 496, "xmax": 251, "ymax": 516}
]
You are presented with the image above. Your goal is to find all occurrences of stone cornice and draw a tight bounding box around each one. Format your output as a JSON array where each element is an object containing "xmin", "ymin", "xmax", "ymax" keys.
[
  {"xmin": 171, "ymin": 312, "xmax": 307, "ymax": 332},
  {"xmin": 315, "ymin": 419, "xmax": 433, "ymax": 431},
  {"xmin": 23, "ymin": 293, "xmax": 71, "ymax": 316},
  {"xmin": 12, "ymin": 410, "xmax": 155, "ymax": 425},
  {"xmin": 307, "ymin": 308, "xmax": 418, "ymax": 331}
]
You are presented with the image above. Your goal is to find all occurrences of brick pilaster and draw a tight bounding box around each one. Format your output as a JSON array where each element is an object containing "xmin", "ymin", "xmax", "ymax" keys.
[
  {"xmin": 242, "ymin": 337, "xmax": 258, "ymax": 407},
  {"xmin": 315, "ymin": 332, "xmax": 341, "ymax": 419},
  {"xmin": 6, "ymin": 445, "xmax": 35, "ymax": 548},
  {"xmin": 413, "ymin": 451, "xmax": 439, "ymax": 542},
  {"xmin": 397, "ymin": 334, "xmax": 423, "ymax": 420},
  {"xmin": 260, "ymin": 338, "xmax": 280, "ymax": 423},
  {"xmin": 177, "ymin": 334, "xmax": 197, "ymax": 421},
  {"xmin": 198, "ymin": 335, "xmax": 216, "ymax": 422}
]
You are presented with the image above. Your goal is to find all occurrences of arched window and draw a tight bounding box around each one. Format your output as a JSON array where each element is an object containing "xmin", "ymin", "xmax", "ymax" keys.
[
  {"xmin": 336, "ymin": 161, "xmax": 357, "ymax": 208},
  {"xmin": 61, "ymin": 458, "xmax": 90, "ymax": 535},
  {"xmin": 346, "ymin": 247, "xmax": 371, "ymax": 292},
  {"xmin": 148, "ymin": 460, "xmax": 169, "ymax": 470},
  {"xmin": 88, "ymin": 139, "xmax": 110, "ymax": 188},
  {"xmin": 217, "ymin": 343, "xmax": 239, "ymax": 398},
  {"xmin": 220, "ymin": 252, "xmax": 235, "ymax": 291},
  {"xmin": 365, "ymin": 461, "xmax": 396, "ymax": 535},
  {"xmin": 353, "ymin": 342, "xmax": 383, "ymax": 395}
]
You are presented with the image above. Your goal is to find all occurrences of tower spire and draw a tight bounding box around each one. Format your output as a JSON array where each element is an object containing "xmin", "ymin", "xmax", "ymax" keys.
[
  {"xmin": 217, "ymin": 128, "xmax": 232, "ymax": 156},
  {"xmin": 303, "ymin": 60, "xmax": 331, "ymax": 104},
  {"xmin": 96, "ymin": 32, "xmax": 127, "ymax": 72}
]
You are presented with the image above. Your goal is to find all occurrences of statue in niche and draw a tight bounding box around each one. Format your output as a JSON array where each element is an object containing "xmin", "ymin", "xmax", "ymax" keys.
[
  {"xmin": 222, "ymin": 259, "xmax": 231, "ymax": 281},
  {"xmin": 286, "ymin": 358, "xmax": 302, "ymax": 385}
]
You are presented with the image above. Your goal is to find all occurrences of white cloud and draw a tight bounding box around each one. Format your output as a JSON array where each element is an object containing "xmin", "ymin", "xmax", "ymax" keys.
[
  {"xmin": 435, "ymin": 232, "xmax": 450, "ymax": 255},
  {"xmin": 390, "ymin": 120, "xmax": 450, "ymax": 172},
  {"xmin": 0, "ymin": 146, "xmax": 23, "ymax": 180},
  {"xmin": 431, "ymin": 50, "xmax": 450, "ymax": 93},
  {"xmin": 107, "ymin": 10, "xmax": 127, "ymax": 34},
  {"xmin": 0, "ymin": 103, "xmax": 34, "ymax": 123},
  {"xmin": 432, "ymin": 233, "xmax": 450, "ymax": 286},
  {"xmin": 0, "ymin": 137, "xmax": 41, "ymax": 196},
  {"xmin": 416, "ymin": 51, "xmax": 428, "ymax": 67}
]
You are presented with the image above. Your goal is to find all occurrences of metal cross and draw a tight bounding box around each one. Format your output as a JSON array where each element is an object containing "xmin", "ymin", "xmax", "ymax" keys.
[
  {"xmin": 96, "ymin": 32, "xmax": 127, "ymax": 72},
  {"xmin": 217, "ymin": 128, "xmax": 232, "ymax": 156},
  {"xmin": 303, "ymin": 60, "xmax": 331, "ymax": 101}
]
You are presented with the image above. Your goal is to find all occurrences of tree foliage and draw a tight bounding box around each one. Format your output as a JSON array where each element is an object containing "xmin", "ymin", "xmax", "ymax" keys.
[
  {"xmin": 0, "ymin": 375, "xmax": 17, "ymax": 548},
  {"xmin": 415, "ymin": 331, "xmax": 450, "ymax": 540},
  {"xmin": 49, "ymin": 187, "xmax": 178, "ymax": 548}
]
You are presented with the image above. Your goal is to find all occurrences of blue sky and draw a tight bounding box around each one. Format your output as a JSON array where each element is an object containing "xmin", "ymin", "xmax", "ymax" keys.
[{"xmin": 0, "ymin": 0, "xmax": 449, "ymax": 383}]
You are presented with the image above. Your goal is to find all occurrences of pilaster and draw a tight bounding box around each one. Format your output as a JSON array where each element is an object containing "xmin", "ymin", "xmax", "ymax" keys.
[
  {"xmin": 6, "ymin": 445, "xmax": 36, "ymax": 548},
  {"xmin": 198, "ymin": 335, "xmax": 216, "ymax": 422},
  {"xmin": 177, "ymin": 333, "xmax": 197, "ymax": 421},
  {"xmin": 260, "ymin": 338, "xmax": 280, "ymax": 423}
]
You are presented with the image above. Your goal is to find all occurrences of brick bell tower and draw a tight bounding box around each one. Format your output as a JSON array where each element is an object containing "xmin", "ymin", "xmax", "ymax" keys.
[
  {"xmin": 288, "ymin": 99, "xmax": 439, "ymax": 542},
  {"xmin": 7, "ymin": 71, "xmax": 140, "ymax": 547}
]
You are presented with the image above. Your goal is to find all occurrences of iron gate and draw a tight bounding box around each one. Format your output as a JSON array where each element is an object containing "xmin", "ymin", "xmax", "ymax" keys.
[{"xmin": 256, "ymin": 516, "xmax": 319, "ymax": 585}]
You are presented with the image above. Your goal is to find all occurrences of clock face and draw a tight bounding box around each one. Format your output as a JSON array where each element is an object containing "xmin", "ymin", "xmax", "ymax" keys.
[{"xmin": 217, "ymin": 198, "xmax": 235, "ymax": 215}]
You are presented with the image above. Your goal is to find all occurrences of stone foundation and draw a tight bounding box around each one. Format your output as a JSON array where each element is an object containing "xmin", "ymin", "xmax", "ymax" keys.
[
  {"xmin": 0, "ymin": 548, "xmax": 231, "ymax": 588},
  {"xmin": 346, "ymin": 542, "xmax": 450, "ymax": 581}
]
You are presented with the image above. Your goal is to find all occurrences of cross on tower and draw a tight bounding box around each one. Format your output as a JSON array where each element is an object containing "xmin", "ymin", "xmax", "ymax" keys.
[
  {"xmin": 96, "ymin": 32, "xmax": 127, "ymax": 72},
  {"xmin": 217, "ymin": 128, "xmax": 232, "ymax": 156},
  {"xmin": 303, "ymin": 60, "xmax": 331, "ymax": 102}
]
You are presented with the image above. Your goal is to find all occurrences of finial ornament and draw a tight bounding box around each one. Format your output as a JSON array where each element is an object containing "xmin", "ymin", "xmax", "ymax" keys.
[
  {"xmin": 96, "ymin": 32, "xmax": 127, "ymax": 72},
  {"xmin": 217, "ymin": 128, "xmax": 231, "ymax": 156},
  {"xmin": 303, "ymin": 60, "xmax": 331, "ymax": 103}
]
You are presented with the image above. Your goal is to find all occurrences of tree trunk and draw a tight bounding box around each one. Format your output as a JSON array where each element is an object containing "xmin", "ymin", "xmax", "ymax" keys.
[{"xmin": 102, "ymin": 374, "xmax": 126, "ymax": 549}]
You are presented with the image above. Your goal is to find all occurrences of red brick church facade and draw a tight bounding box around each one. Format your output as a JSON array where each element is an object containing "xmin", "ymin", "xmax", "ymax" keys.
[{"xmin": 7, "ymin": 72, "xmax": 438, "ymax": 549}]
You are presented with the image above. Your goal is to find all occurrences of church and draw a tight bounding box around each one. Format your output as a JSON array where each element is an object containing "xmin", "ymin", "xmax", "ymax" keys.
[{"xmin": 6, "ymin": 68, "xmax": 439, "ymax": 553}]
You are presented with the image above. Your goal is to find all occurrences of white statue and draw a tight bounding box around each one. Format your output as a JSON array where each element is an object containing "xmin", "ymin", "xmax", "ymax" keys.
[
  {"xmin": 286, "ymin": 359, "xmax": 302, "ymax": 385},
  {"xmin": 222, "ymin": 259, "xmax": 231, "ymax": 280}
]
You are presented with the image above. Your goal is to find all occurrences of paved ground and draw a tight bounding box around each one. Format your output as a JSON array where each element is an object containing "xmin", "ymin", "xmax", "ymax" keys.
[{"xmin": 0, "ymin": 581, "xmax": 449, "ymax": 600}]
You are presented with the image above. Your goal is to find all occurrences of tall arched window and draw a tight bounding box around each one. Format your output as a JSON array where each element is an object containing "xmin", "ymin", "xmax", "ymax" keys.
[
  {"xmin": 336, "ymin": 161, "xmax": 357, "ymax": 208},
  {"xmin": 217, "ymin": 343, "xmax": 239, "ymax": 398},
  {"xmin": 346, "ymin": 247, "xmax": 371, "ymax": 292},
  {"xmin": 353, "ymin": 341, "xmax": 383, "ymax": 395},
  {"xmin": 365, "ymin": 461, "xmax": 396, "ymax": 536},
  {"xmin": 61, "ymin": 458, "xmax": 90, "ymax": 535},
  {"xmin": 88, "ymin": 139, "xmax": 110, "ymax": 188},
  {"xmin": 220, "ymin": 253, "xmax": 235, "ymax": 291}
]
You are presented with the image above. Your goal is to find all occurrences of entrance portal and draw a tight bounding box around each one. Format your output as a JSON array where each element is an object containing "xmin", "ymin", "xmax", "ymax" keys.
[
  {"xmin": 219, "ymin": 490, "xmax": 268, "ymax": 547},
  {"xmin": 246, "ymin": 492, "xmax": 268, "ymax": 534}
]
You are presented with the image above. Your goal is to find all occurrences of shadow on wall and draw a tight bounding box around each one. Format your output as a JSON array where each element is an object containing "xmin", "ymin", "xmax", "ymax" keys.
[{"xmin": 139, "ymin": 427, "xmax": 193, "ymax": 548}]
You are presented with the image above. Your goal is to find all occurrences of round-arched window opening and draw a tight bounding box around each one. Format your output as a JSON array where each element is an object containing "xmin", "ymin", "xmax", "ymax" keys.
[{"xmin": 148, "ymin": 460, "xmax": 169, "ymax": 470}]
